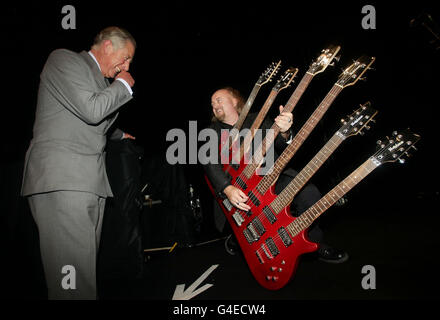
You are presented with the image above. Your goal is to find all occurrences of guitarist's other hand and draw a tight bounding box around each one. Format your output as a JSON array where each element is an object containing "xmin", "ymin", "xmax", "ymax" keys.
[
  {"xmin": 224, "ymin": 185, "xmax": 251, "ymax": 211},
  {"xmin": 116, "ymin": 70, "xmax": 135, "ymax": 87},
  {"xmin": 275, "ymin": 105, "xmax": 293, "ymax": 135}
]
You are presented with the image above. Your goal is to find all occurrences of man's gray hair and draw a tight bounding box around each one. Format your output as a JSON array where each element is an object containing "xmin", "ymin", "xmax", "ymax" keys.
[{"xmin": 92, "ymin": 26, "xmax": 136, "ymax": 50}]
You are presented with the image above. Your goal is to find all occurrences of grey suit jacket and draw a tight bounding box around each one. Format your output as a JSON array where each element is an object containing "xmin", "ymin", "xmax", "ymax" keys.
[{"xmin": 21, "ymin": 49, "xmax": 133, "ymax": 198}]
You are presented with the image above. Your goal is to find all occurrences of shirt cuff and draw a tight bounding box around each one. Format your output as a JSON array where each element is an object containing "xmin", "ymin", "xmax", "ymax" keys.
[
  {"xmin": 283, "ymin": 131, "xmax": 293, "ymax": 144},
  {"xmin": 116, "ymin": 78, "xmax": 133, "ymax": 95}
]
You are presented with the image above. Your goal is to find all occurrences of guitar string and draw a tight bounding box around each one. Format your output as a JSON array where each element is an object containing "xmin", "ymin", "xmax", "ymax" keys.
[
  {"xmin": 232, "ymin": 84, "xmax": 342, "ymax": 220},
  {"xmin": 227, "ymin": 72, "xmax": 314, "ymax": 182},
  {"xmin": 254, "ymin": 160, "xmax": 376, "ymax": 261}
]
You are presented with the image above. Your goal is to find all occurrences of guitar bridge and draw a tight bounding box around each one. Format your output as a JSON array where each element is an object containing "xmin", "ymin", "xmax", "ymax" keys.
[
  {"xmin": 251, "ymin": 217, "xmax": 266, "ymax": 237},
  {"xmin": 248, "ymin": 191, "xmax": 261, "ymax": 207},
  {"xmin": 263, "ymin": 206, "xmax": 277, "ymax": 224},
  {"xmin": 223, "ymin": 198, "xmax": 233, "ymax": 211},
  {"xmin": 235, "ymin": 176, "xmax": 248, "ymax": 190},
  {"xmin": 265, "ymin": 237, "xmax": 280, "ymax": 257},
  {"xmin": 232, "ymin": 212, "xmax": 245, "ymax": 226},
  {"xmin": 278, "ymin": 227, "xmax": 293, "ymax": 247}
]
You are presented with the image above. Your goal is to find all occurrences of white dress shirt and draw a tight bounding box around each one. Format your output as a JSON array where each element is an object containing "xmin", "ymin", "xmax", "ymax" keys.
[{"xmin": 88, "ymin": 51, "xmax": 133, "ymax": 95}]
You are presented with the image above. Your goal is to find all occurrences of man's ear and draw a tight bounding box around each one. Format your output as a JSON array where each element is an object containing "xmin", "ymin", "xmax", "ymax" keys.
[{"xmin": 102, "ymin": 40, "xmax": 114, "ymax": 55}]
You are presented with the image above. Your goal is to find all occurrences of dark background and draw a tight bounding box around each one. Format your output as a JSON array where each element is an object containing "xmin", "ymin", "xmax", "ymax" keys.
[{"xmin": 1, "ymin": 0, "xmax": 439, "ymax": 302}]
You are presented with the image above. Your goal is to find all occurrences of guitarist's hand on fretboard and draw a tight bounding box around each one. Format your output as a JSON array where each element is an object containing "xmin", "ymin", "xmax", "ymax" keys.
[
  {"xmin": 223, "ymin": 185, "xmax": 251, "ymax": 212},
  {"xmin": 275, "ymin": 105, "xmax": 294, "ymax": 136}
]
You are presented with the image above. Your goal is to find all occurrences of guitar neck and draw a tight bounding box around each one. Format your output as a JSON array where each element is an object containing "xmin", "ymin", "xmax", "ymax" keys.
[
  {"xmin": 221, "ymin": 84, "xmax": 262, "ymax": 157},
  {"xmin": 270, "ymin": 132, "xmax": 346, "ymax": 213},
  {"xmin": 283, "ymin": 72, "xmax": 315, "ymax": 113},
  {"xmin": 240, "ymin": 72, "xmax": 316, "ymax": 179},
  {"xmin": 235, "ymin": 89, "xmax": 280, "ymax": 164},
  {"xmin": 256, "ymin": 84, "xmax": 344, "ymax": 195},
  {"xmin": 229, "ymin": 84, "xmax": 262, "ymax": 143},
  {"xmin": 285, "ymin": 158, "xmax": 379, "ymax": 238}
]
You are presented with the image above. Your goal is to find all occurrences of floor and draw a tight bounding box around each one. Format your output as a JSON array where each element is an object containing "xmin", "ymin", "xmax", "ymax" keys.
[{"xmin": 99, "ymin": 192, "xmax": 440, "ymax": 301}]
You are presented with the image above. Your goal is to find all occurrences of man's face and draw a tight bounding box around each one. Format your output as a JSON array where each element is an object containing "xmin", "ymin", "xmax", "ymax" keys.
[
  {"xmin": 211, "ymin": 89, "xmax": 238, "ymax": 122},
  {"xmin": 101, "ymin": 40, "xmax": 135, "ymax": 78}
]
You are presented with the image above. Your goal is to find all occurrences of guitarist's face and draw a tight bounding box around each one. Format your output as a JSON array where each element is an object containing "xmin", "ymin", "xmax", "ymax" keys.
[{"xmin": 211, "ymin": 89, "xmax": 239, "ymax": 122}]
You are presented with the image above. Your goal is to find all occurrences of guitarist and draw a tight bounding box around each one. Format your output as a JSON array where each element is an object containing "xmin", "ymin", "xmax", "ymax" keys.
[{"xmin": 203, "ymin": 87, "xmax": 348, "ymax": 263}]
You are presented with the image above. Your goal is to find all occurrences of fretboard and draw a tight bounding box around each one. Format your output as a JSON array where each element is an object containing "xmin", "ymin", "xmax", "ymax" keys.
[
  {"xmin": 285, "ymin": 158, "xmax": 379, "ymax": 238},
  {"xmin": 233, "ymin": 89, "xmax": 280, "ymax": 165},
  {"xmin": 269, "ymin": 132, "xmax": 346, "ymax": 213},
  {"xmin": 227, "ymin": 84, "xmax": 262, "ymax": 148},
  {"xmin": 256, "ymin": 84, "xmax": 343, "ymax": 195},
  {"xmin": 239, "ymin": 72, "xmax": 316, "ymax": 179}
]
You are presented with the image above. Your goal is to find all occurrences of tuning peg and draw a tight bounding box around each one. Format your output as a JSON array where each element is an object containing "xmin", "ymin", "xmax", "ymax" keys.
[
  {"xmin": 364, "ymin": 125, "xmax": 371, "ymax": 130},
  {"xmin": 376, "ymin": 140, "xmax": 385, "ymax": 148},
  {"xmin": 359, "ymin": 131, "xmax": 365, "ymax": 136},
  {"xmin": 398, "ymin": 158, "xmax": 406, "ymax": 164},
  {"xmin": 359, "ymin": 77, "xmax": 367, "ymax": 81},
  {"xmin": 411, "ymin": 145, "xmax": 418, "ymax": 152},
  {"xmin": 334, "ymin": 55, "xmax": 341, "ymax": 62}
]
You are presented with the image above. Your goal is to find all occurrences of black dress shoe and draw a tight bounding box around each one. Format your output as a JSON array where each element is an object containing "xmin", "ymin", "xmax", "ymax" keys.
[
  {"xmin": 224, "ymin": 234, "xmax": 238, "ymax": 255},
  {"xmin": 317, "ymin": 247, "xmax": 349, "ymax": 264}
]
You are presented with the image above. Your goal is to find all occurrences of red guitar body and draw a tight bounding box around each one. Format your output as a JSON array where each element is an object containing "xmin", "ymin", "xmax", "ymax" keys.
[{"xmin": 204, "ymin": 173, "xmax": 318, "ymax": 290}]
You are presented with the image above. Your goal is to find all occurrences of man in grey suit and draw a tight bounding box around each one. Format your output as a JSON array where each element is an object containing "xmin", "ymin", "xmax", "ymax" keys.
[{"xmin": 21, "ymin": 26, "xmax": 137, "ymax": 299}]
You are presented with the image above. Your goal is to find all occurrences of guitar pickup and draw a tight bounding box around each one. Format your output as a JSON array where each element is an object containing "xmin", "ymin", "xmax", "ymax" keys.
[
  {"xmin": 235, "ymin": 176, "xmax": 248, "ymax": 190},
  {"xmin": 265, "ymin": 237, "xmax": 280, "ymax": 257},
  {"xmin": 263, "ymin": 206, "xmax": 277, "ymax": 224},
  {"xmin": 278, "ymin": 227, "xmax": 293, "ymax": 247},
  {"xmin": 248, "ymin": 191, "xmax": 261, "ymax": 207},
  {"xmin": 244, "ymin": 228, "xmax": 255, "ymax": 244},
  {"xmin": 256, "ymin": 250, "xmax": 264, "ymax": 264},
  {"xmin": 251, "ymin": 217, "xmax": 266, "ymax": 237},
  {"xmin": 223, "ymin": 198, "xmax": 233, "ymax": 211},
  {"xmin": 232, "ymin": 212, "xmax": 245, "ymax": 226},
  {"xmin": 261, "ymin": 243, "xmax": 273, "ymax": 260}
]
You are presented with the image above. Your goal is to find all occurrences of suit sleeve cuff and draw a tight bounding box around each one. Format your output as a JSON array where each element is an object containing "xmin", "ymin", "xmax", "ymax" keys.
[{"xmin": 116, "ymin": 78, "xmax": 133, "ymax": 95}]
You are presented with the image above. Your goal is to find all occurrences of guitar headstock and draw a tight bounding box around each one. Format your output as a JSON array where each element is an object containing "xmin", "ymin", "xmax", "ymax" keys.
[
  {"xmin": 338, "ymin": 102, "xmax": 377, "ymax": 137},
  {"xmin": 372, "ymin": 129, "xmax": 420, "ymax": 165},
  {"xmin": 257, "ymin": 60, "xmax": 282, "ymax": 86},
  {"xmin": 307, "ymin": 45, "xmax": 341, "ymax": 75},
  {"xmin": 274, "ymin": 67, "xmax": 299, "ymax": 91},
  {"xmin": 336, "ymin": 56, "xmax": 375, "ymax": 88}
]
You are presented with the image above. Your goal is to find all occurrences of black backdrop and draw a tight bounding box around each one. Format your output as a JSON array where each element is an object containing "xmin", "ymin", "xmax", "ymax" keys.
[
  {"xmin": 2, "ymin": 1, "xmax": 439, "ymax": 192},
  {"xmin": 1, "ymin": 0, "xmax": 439, "ymax": 301}
]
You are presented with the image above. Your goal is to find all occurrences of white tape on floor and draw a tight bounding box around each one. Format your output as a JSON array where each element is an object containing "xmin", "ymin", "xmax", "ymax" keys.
[{"xmin": 172, "ymin": 264, "xmax": 219, "ymax": 300}]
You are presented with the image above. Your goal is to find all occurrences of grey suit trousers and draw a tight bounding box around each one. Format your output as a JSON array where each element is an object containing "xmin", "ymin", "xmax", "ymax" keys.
[{"xmin": 28, "ymin": 191, "xmax": 105, "ymax": 300}]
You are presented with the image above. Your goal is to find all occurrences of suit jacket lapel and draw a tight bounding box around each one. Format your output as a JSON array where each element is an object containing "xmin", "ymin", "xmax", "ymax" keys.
[
  {"xmin": 79, "ymin": 51, "xmax": 108, "ymax": 89},
  {"xmin": 79, "ymin": 51, "xmax": 118, "ymax": 132}
]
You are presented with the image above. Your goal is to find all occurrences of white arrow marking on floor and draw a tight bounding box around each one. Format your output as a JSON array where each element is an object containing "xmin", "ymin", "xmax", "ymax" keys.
[{"xmin": 172, "ymin": 264, "xmax": 219, "ymax": 300}]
